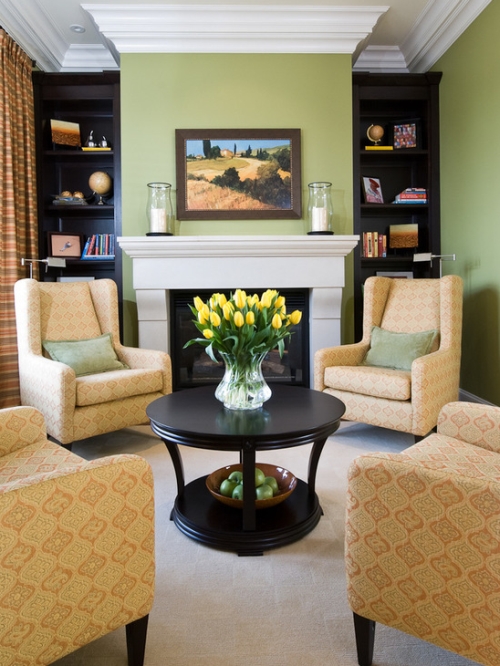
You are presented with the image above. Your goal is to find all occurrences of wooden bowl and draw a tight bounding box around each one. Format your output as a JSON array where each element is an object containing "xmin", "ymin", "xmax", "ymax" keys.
[{"xmin": 206, "ymin": 462, "xmax": 297, "ymax": 510}]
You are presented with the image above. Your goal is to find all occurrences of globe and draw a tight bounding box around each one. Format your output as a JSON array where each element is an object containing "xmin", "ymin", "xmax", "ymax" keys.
[
  {"xmin": 367, "ymin": 124, "xmax": 384, "ymax": 145},
  {"xmin": 89, "ymin": 171, "xmax": 112, "ymax": 195}
]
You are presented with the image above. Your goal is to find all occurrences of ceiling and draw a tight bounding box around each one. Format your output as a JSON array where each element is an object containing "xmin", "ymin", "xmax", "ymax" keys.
[{"xmin": 0, "ymin": 0, "xmax": 492, "ymax": 73}]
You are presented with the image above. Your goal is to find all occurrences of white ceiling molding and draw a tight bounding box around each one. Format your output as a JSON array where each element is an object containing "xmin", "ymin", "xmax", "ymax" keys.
[
  {"xmin": 0, "ymin": 0, "xmax": 68, "ymax": 70},
  {"xmin": 82, "ymin": 4, "xmax": 389, "ymax": 54},
  {"xmin": 353, "ymin": 45, "xmax": 409, "ymax": 72},
  {"xmin": 61, "ymin": 44, "xmax": 119, "ymax": 72},
  {"xmin": 401, "ymin": 0, "xmax": 492, "ymax": 73}
]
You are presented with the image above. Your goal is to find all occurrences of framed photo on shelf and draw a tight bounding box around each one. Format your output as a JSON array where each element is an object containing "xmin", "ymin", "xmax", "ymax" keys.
[
  {"xmin": 362, "ymin": 176, "xmax": 384, "ymax": 203},
  {"xmin": 391, "ymin": 119, "xmax": 420, "ymax": 149},
  {"xmin": 175, "ymin": 128, "xmax": 302, "ymax": 220},
  {"xmin": 48, "ymin": 232, "xmax": 83, "ymax": 258},
  {"xmin": 389, "ymin": 223, "xmax": 418, "ymax": 249}
]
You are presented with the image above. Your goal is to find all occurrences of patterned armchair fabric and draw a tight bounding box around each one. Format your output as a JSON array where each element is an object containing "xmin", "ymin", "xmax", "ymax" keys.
[
  {"xmin": 0, "ymin": 406, "xmax": 155, "ymax": 665},
  {"xmin": 346, "ymin": 401, "xmax": 500, "ymax": 666},
  {"xmin": 314, "ymin": 275, "xmax": 463, "ymax": 437},
  {"xmin": 14, "ymin": 278, "xmax": 172, "ymax": 445}
]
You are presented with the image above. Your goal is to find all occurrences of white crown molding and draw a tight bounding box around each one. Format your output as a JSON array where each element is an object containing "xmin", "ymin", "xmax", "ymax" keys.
[
  {"xmin": 0, "ymin": 1, "xmax": 492, "ymax": 73},
  {"xmin": 61, "ymin": 44, "xmax": 119, "ymax": 72},
  {"xmin": 353, "ymin": 46, "xmax": 409, "ymax": 72},
  {"xmin": 82, "ymin": 4, "xmax": 389, "ymax": 54},
  {"xmin": 0, "ymin": 0, "xmax": 67, "ymax": 70},
  {"xmin": 402, "ymin": 0, "xmax": 492, "ymax": 73}
]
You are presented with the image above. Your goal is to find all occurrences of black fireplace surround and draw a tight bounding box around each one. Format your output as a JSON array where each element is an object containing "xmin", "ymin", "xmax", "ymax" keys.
[{"xmin": 170, "ymin": 289, "xmax": 309, "ymax": 392}]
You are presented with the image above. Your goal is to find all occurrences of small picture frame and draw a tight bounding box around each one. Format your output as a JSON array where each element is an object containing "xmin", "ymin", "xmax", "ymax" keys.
[
  {"xmin": 389, "ymin": 223, "xmax": 419, "ymax": 249},
  {"xmin": 48, "ymin": 232, "xmax": 83, "ymax": 258},
  {"xmin": 50, "ymin": 119, "xmax": 81, "ymax": 147},
  {"xmin": 392, "ymin": 119, "xmax": 420, "ymax": 149},
  {"xmin": 362, "ymin": 177, "xmax": 384, "ymax": 204}
]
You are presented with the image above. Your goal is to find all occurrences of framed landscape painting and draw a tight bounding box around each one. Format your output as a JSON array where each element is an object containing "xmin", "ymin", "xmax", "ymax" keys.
[{"xmin": 175, "ymin": 129, "xmax": 301, "ymax": 220}]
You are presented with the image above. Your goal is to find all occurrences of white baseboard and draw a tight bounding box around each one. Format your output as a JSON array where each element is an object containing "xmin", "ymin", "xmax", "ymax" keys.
[{"xmin": 459, "ymin": 388, "xmax": 496, "ymax": 406}]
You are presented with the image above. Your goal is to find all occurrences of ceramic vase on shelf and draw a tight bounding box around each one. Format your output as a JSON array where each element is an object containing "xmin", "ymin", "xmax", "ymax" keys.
[
  {"xmin": 307, "ymin": 181, "xmax": 334, "ymax": 235},
  {"xmin": 146, "ymin": 182, "xmax": 174, "ymax": 236},
  {"xmin": 215, "ymin": 352, "xmax": 272, "ymax": 411}
]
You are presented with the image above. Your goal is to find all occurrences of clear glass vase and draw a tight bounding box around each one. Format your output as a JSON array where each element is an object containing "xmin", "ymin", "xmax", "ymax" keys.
[
  {"xmin": 307, "ymin": 181, "xmax": 334, "ymax": 235},
  {"xmin": 146, "ymin": 182, "xmax": 174, "ymax": 235},
  {"xmin": 215, "ymin": 352, "xmax": 272, "ymax": 410}
]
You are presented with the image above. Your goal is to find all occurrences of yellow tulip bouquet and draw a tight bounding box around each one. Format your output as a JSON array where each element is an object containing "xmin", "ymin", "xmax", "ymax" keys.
[
  {"xmin": 184, "ymin": 289, "xmax": 302, "ymax": 409},
  {"xmin": 184, "ymin": 288, "xmax": 302, "ymax": 363}
]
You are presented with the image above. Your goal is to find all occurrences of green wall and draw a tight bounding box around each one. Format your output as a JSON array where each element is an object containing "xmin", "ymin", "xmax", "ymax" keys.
[
  {"xmin": 434, "ymin": 0, "xmax": 500, "ymax": 404},
  {"xmin": 120, "ymin": 53, "xmax": 354, "ymax": 344}
]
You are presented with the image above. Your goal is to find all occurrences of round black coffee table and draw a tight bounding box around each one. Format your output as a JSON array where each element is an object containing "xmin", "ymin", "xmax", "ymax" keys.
[{"xmin": 147, "ymin": 385, "xmax": 345, "ymax": 555}]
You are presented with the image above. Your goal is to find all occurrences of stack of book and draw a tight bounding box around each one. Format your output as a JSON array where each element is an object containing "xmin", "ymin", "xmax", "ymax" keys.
[
  {"xmin": 362, "ymin": 232, "xmax": 387, "ymax": 257},
  {"xmin": 393, "ymin": 188, "xmax": 427, "ymax": 204},
  {"xmin": 81, "ymin": 234, "xmax": 115, "ymax": 259}
]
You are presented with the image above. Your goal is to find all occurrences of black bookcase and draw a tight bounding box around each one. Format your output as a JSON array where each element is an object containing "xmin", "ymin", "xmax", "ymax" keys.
[
  {"xmin": 32, "ymin": 72, "xmax": 122, "ymax": 300},
  {"xmin": 352, "ymin": 72, "xmax": 442, "ymax": 339}
]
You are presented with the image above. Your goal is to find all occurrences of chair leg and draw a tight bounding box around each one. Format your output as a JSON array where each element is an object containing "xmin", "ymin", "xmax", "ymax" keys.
[
  {"xmin": 353, "ymin": 612, "xmax": 375, "ymax": 666},
  {"xmin": 126, "ymin": 614, "xmax": 149, "ymax": 666}
]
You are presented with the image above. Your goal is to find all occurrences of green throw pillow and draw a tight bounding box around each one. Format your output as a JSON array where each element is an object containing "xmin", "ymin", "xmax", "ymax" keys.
[
  {"xmin": 362, "ymin": 326, "xmax": 438, "ymax": 371},
  {"xmin": 42, "ymin": 332, "xmax": 129, "ymax": 377}
]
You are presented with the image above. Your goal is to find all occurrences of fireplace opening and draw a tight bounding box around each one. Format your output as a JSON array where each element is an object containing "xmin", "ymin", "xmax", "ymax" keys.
[{"xmin": 170, "ymin": 289, "xmax": 310, "ymax": 391}]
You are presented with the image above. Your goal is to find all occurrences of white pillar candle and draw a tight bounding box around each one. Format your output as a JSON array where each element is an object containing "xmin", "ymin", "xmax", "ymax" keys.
[
  {"xmin": 150, "ymin": 208, "xmax": 167, "ymax": 233},
  {"xmin": 311, "ymin": 206, "xmax": 328, "ymax": 232}
]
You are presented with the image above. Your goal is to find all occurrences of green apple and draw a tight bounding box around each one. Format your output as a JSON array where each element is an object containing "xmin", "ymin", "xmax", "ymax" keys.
[
  {"xmin": 255, "ymin": 467, "xmax": 266, "ymax": 487},
  {"xmin": 255, "ymin": 483, "xmax": 273, "ymax": 500},
  {"xmin": 219, "ymin": 478, "xmax": 238, "ymax": 497},
  {"xmin": 232, "ymin": 483, "xmax": 244, "ymax": 500},
  {"xmin": 263, "ymin": 476, "xmax": 279, "ymax": 495},
  {"xmin": 228, "ymin": 470, "xmax": 243, "ymax": 484}
]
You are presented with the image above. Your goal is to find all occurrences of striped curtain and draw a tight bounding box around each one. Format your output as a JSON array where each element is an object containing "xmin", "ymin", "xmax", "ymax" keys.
[{"xmin": 0, "ymin": 30, "xmax": 38, "ymax": 407}]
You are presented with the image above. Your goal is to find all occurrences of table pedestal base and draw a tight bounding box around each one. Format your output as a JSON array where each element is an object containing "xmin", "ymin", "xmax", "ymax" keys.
[{"xmin": 172, "ymin": 477, "xmax": 322, "ymax": 555}]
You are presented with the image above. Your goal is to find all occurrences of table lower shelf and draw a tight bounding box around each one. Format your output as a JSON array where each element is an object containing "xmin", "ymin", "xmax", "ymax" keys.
[{"xmin": 171, "ymin": 476, "xmax": 322, "ymax": 555}]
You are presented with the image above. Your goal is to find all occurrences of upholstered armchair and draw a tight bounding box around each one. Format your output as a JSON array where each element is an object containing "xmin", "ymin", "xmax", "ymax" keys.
[
  {"xmin": 0, "ymin": 405, "xmax": 155, "ymax": 665},
  {"xmin": 314, "ymin": 275, "xmax": 463, "ymax": 437},
  {"xmin": 14, "ymin": 278, "xmax": 172, "ymax": 446},
  {"xmin": 346, "ymin": 401, "xmax": 500, "ymax": 666}
]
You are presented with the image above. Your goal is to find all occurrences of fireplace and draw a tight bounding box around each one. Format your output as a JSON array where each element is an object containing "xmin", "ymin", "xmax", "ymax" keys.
[
  {"xmin": 117, "ymin": 235, "xmax": 359, "ymax": 387},
  {"xmin": 171, "ymin": 289, "xmax": 309, "ymax": 391}
]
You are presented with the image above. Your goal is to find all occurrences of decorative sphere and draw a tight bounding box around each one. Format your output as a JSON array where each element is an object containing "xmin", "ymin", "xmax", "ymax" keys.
[
  {"xmin": 89, "ymin": 171, "xmax": 112, "ymax": 195},
  {"xmin": 367, "ymin": 124, "xmax": 385, "ymax": 143}
]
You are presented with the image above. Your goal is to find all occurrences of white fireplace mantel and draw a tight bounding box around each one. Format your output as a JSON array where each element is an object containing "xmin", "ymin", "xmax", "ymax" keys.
[{"xmin": 118, "ymin": 235, "xmax": 358, "ymax": 384}]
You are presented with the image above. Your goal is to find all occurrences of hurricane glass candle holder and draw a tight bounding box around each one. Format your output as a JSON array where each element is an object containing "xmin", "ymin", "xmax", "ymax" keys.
[
  {"xmin": 146, "ymin": 182, "xmax": 174, "ymax": 236},
  {"xmin": 307, "ymin": 181, "xmax": 334, "ymax": 235}
]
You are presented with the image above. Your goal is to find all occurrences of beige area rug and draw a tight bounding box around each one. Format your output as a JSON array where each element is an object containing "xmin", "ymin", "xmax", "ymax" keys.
[{"xmin": 54, "ymin": 421, "xmax": 480, "ymax": 666}]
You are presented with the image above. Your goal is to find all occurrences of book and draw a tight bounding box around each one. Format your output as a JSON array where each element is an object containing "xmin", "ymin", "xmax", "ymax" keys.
[
  {"xmin": 378, "ymin": 234, "xmax": 387, "ymax": 257},
  {"xmin": 393, "ymin": 199, "xmax": 427, "ymax": 204},
  {"xmin": 80, "ymin": 237, "xmax": 91, "ymax": 258},
  {"xmin": 365, "ymin": 146, "xmax": 393, "ymax": 151}
]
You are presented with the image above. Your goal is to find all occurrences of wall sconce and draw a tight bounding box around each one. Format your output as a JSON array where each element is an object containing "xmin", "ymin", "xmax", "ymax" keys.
[
  {"xmin": 413, "ymin": 252, "xmax": 456, "ymax": 278},
  {"xmin": 21, "ymin": 257, "xmax": 66, "ymax": 279}
]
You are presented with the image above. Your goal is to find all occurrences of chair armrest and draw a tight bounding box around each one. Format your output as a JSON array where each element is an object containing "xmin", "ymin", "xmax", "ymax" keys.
[
  {"xmin": 410, "ymin": 348, "xmax": 461, "ymax": 436},
  {"xmin": 0, "ymin": 454, "xmax": 155, "ymax": 663},
  {"xmin": 314, "ymin": 343, "xmax": 369, "ymax": 391},
  {"xmin": 17, "ymin": 353, "xmax": 77, "ymax": 443},
  {"xmin": 437, "ymin": 401, "xmax": 500, "ymax": 452},
  {"xmin": 345, "ymin": 451, "xmax": 500, "ymax": 654},
  {"xmin": 116, "ymin": 345, "xmax": 172, "ymax": 394},
  {"xmin": 0, "ymin": 407, "xmax": 46, "ymax": 457}
]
